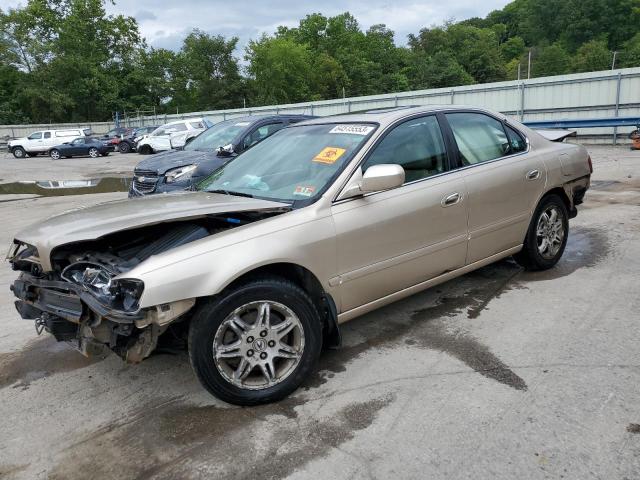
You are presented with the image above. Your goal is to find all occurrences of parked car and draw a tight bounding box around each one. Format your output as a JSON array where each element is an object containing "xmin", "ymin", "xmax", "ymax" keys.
[
  {"xmin": 117, "ymin": 126, "xmax": 160, "ymax": 154},
  {"xmin": 129, "ymin": 115, "xmax": 314, "ymax": 197},
  {"xmin": 8, "ymin": 106, "xmax": 591, "ymax": 405},
  {"xmin": 135, "ymin": 118, "xmax": 213, "ymax": 155},
  {"xmin": 48, "ymin": 137, "xmax": 115, "ymax": 159},
  {"xmin": 8, "ymin": 128, "xmax": 90, "ymax": 158}
]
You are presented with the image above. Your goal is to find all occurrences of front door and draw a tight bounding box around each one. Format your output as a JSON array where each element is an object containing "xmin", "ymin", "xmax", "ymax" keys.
[{"xmin": 331, "ymin": 115, "xmax": 469, "ymax": 312}]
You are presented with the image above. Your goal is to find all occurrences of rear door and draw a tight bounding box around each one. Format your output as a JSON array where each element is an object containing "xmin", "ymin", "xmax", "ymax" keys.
[
  {"xmin": 331, "ymin": 114, "xmax": 469, "ymax": 311},
  {"xmin": 444, "ymin": 111, "xmax": 546, "ymax": 264},
  {"xmin": 42, "ymin": 131, "xmax": 54, "ymax": 150}
]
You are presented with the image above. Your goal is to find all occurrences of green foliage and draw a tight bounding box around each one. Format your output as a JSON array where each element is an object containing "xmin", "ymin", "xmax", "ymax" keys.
[
  {"xmin": 533, "ymin": 43, "xmax": 571, "ymax": 77},
  {"xmin": 1, "ymin": 0, "xmax": 640, "ymax": 123},
  {"xmin": 572, "ymin": 39, "xmax": 612, "ymax": 72}
]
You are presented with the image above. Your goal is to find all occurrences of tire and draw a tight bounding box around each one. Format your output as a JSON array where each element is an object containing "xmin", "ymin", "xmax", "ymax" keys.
[
  {"xmin": 119, "ymin": 142, "xmax": 131, "ymax": 153},
  {"xmin": 139, "ymin": 145, "xmax": 152, "ymax": 155},
  {"xmin": 514, "ymin": 194, "xmax": 569, "ymax": 271},
  {"xmin": 88, "ymin": 147, "xmax": 99, "ymax": 158},
  {"xmin": 12, "ymin": 147, "xmax": 26, "ymax": 159},
  {"xmin": 49, "ymin": 149, "xmax": 61, "ymax": 160},
  {"xmin": 188, "ymin": 277, "xmax": 322, "ymax": 405}
]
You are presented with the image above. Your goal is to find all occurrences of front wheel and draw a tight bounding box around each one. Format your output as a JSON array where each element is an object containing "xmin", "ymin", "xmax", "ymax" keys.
[
  {"xmin": 514, "ymin": 194, "xmax": 569, "ymax": 271},
  {"xmin": 49, "ymin": 149, "xmax": 61, "ymax": 160},
  {"xmin": 12, "ymin": 147, "xmax": 26, "ymax": 159},
  {"xmin": 88, "ymin": 147, "xmax": 99, "ymax": 158},
  {"xmin": 188, "ymin": 278, "xmax": 322, "ymax": 405},
  {"xmin": 119, "ymin": 142, "xmax": 131, "ymax": 153}
]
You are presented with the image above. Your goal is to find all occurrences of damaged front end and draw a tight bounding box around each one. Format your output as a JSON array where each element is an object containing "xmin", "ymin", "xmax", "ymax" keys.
[{"xmin": 8, "ymin": 210, "xmax": 284, "ymax": 363}]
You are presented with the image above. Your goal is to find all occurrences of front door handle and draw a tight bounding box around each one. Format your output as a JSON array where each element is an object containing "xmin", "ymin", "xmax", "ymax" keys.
[
  {"xmin": 441, "ymin": 192, "xmax": 461, "ymax": 207},
  {"xmin": 526, "ymin": 169, "xmax": 540, "ymax": 180}
]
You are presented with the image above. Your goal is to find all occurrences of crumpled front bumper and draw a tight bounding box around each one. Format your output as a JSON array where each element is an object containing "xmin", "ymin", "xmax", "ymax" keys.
[{"xmin": 11, "ymin": 273, "xmax": 144, "ymax": 324}]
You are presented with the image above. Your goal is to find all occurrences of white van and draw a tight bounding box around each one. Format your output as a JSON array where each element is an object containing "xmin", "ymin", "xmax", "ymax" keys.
[{"xmin": 8, "ymin": 128, "xmax": 90, "ymax": 158}]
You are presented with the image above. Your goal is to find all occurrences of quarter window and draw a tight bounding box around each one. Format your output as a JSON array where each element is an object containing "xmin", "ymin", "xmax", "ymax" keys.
[
  {"xmin": 504, "ymin": 125, "xmax": 527, "ymax": 153},
  {"xmin": 446, "ymin": 112, "xmax": 512, "ymax": 166},
  {"xmin": 362, "ymin": 115, "xmax": 447, "ymax": 183},
  {"xmin": 44, "ymin": 132, "xmax": 51, "ymax": 139}
]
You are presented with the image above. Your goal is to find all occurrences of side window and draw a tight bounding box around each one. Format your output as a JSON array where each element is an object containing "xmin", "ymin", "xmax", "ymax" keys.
[
  {"xmin": 28, "ymin": 132, "xmax": 42, "ymax": 140},
  {"xmin": 362, "ymin": 115, "xmax": 448, "ymax": 183},
  {"xmin": 504, "ymin": 125, "xmax": 527, "ymax": 153},
  {"xmin": 170, "ymin": 123, "xmax": 188, "ymax": 132},
  {"xmin": 242, "ymin": 122, "xmax": 284, "ymax": 150},
  {"xmin": 44, "ymin": 132, "xmax": 51, "ymax": 139},
  {"xmin": 446, "ymin": 112, "xmax": 511, "ymax": 166}
]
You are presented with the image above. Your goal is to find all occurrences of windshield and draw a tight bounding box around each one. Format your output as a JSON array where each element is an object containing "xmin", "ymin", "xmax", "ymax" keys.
[
  {"xmin": 197, "ymin": 123, "xmax": 376, "ymax": 203},
  {"xmin": 185, "ymin": 119, "xmax": 252, "ymax": 152}
]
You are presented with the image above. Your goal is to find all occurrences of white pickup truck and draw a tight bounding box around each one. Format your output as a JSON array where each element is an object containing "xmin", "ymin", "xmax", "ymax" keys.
[{"xmin": 8, "ymin": 128, "xmax": 90, "ymax": 158}]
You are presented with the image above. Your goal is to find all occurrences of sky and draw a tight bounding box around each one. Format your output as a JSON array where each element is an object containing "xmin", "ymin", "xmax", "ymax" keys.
[{"xmin": 1, "ymin": 0, "xmax": 512, "ymax": 52}]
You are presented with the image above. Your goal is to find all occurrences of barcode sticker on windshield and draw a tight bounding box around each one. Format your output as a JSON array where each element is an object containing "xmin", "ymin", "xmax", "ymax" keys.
[{"xmin": 329, "ymin": 125, "xmax": 374, "ymax": 135}]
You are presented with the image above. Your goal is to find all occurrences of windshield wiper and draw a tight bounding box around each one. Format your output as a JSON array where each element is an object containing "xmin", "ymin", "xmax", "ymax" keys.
[{"xmin": 207, "ymin": 189, "xmax": 254, "ymax": 198}]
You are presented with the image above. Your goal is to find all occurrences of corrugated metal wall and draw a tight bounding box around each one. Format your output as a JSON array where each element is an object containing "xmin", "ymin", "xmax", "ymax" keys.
[{"xmin": 2, "ymin": 68, "xmax": 639, "ymax": 142}]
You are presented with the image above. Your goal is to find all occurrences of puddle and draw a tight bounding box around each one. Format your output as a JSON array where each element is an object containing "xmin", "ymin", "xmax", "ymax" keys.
[
  {"xmin": 0, "ymin": 177, "xmax": 130, "ymax": 197},
  {"xmin": 49, "ymin": 393, "xmax": 393, "ymax": 480},
  {"xmin": 0, "ymin": 336, "xmax": 105, "ymax": 390},
  {"xmin": 627, "ymin": 423, "xmax": 640, "ymax": 434},
  {"xmin": 308, "ymin": 259, "xmax": 528, "ymax": 391},
  {"xmin": 521, "ymin": 226, "xmax": 610, "ymax": 281}
]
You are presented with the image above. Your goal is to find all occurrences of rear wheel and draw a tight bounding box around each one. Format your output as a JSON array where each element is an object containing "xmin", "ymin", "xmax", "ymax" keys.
[
  {"xmin": 49, "ymin": 149, "xmax": 61, "ymax": 160},
  {"xmin": 119, "ymin": 142, "xmax": 131, "ymax": 153},
  {"xmin": 88, "ymin": 147, "xmax": 99, "ymax": 158},
  {"xmin": 138, "ymin": 145, "xmax": 152, "ymax": 155},
  {"xmin": 188, "ymin": 278, "xmax": 322, "ymax": 405},
  {"xmin": 514, "ymin": 194, "xmax": 569, "ymax": 271},
  {"xmin": 12, "ymin": 147, "xmax": 26, "ymax": 159}
]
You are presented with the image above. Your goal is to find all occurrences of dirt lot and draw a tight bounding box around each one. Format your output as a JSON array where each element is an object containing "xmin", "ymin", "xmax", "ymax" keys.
[{"xmin": 0, "ymin": 146, "xmax": 639, "ymax": 480}]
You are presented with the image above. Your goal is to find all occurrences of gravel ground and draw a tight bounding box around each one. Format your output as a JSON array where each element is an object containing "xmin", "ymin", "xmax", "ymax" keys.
[{"xmin": 0, "ymin": 145, "xmax": 638, "ymax": 480}]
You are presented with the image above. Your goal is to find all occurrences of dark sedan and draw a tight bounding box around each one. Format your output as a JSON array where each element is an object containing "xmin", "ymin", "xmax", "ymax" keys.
[
  {"xmin": 129, "ymin": 114, "xmax": 313, "ymax": 197},
  {"xmin": 49, "ymin": 137, "xmax": 115, "ymax": 159}
]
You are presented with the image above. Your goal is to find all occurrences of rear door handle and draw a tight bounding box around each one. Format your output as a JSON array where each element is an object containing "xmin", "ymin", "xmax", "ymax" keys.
[
  {"xmin": 441, "ymin": 192, "xmax": 461, "ymax": 207},
  {"xmin": 526, "ymin": 169, "xmax": 540, "ymax": 180}
]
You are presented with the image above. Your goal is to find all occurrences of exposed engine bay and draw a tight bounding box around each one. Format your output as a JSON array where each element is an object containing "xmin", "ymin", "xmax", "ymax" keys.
[{"xmin": 9, "ymin": 210, "xmax": 285, "ymax": 362}]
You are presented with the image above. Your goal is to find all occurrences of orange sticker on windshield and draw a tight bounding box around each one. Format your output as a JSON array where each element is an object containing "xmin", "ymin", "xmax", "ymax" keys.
[{"xmin": 313, "ymin": 147, "xmax": 346, "ymax": 164}]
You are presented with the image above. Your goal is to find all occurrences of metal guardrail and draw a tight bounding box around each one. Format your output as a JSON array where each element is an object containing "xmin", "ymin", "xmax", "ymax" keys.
[{"xmin": 523, "ymin": 117, "xmax": 640, "ymax": 129}]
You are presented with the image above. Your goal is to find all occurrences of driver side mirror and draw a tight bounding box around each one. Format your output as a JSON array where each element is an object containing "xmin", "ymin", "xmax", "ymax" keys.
[{"xmin": 337, "ymin": 164, "xmax": 405, "ymax": 201}]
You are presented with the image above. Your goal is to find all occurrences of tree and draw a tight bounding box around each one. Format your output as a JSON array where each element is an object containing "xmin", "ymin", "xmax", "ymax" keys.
[
  {"xmin": 572, "ymin": 39, "xmax": 612, "ymax": 72},
  {"xmin": 245, "ymin": 36, "xmax": 314, "ymax": 105},
  {"xmin": 620, "ymin": 33, "xmax": 640, "ymax": 68},
  {"xmin": 409, "ymin": 51, "xmax": 473, "ymax": 89},
  {"xmin": 533, "ymin": 43, "xmax": 571, "ymax": 77}
]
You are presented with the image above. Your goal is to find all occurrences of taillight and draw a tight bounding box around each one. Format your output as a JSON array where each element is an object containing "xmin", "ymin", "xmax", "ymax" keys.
[{"xmin": 587, "ymin": 155, "xmax": 593, "ymax": 174}]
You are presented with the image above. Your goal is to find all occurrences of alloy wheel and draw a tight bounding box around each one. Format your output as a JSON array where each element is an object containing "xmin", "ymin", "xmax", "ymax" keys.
[
  {"xmin": 50, "ymin": 150, "xmax": 60, "ymax": 160},
  {"xmin": 536, "ymin": 206, "xmax": 565, "ymax": 260},
  {"xmin": 89, "ymin": 148, "xmax": 99, "ymax": 158},
  {"xmin": 212, "ymin": 300, "xmax": 305, "ymax": 390}
]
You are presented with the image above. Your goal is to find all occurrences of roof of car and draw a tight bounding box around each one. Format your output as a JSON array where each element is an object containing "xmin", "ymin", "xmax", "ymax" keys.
[
  {"xmin": 221, "ymin": 114, "xmax": 315, "ymax": 124},
  {"xmin": 296, "ymin": 105, "xmax": 507, "ymax": 127}
]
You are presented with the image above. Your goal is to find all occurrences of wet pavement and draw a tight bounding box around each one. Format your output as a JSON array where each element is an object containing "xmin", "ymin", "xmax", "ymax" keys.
[{"xmin": 0, "ymin": 145, "xmax": 639, "ymax": 479}]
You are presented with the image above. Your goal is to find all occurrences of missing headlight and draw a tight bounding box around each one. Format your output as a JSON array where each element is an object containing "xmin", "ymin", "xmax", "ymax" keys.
[{"xmin": 62, "ymin": 262, "xmax": 144, "ymax": 312}]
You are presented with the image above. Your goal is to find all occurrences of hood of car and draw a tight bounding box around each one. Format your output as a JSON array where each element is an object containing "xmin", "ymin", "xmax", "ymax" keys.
[
  {"xmin": 14, "ymin": 192, "xmax": 289, "ymax": 271},
  {"xmin": 135, "ymin": 149, "xmax": 221, "ymax": 174}
]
